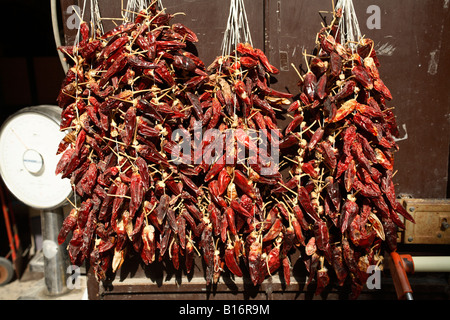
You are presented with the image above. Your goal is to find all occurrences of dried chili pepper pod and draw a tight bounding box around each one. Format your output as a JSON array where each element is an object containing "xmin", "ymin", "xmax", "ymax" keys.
[
  {"xmin": 315, "ymin": 256, "xmax": 330, "ymax": 295},
  {"xmin": 209, "ymin": 180, "xmax": 228, "ymax": 208},
  {"xmin": 156, "ymin": 194, "xmax": 170, "ymax": 225},
  {"xmin": 319, "ymin": 140, "xmax": 337, "ymax": 170},
  {"xmin": 339, "ymin": 194, "xmax": 359, "ymax": 233},
  {"xmin": 363, "ymin": 56, "xmax": 380, "ymax": 80},
  {"xmin": 329, "ymin": 51, "xmax": 342, "ymax": 77},
  {"xmin": 287, "ymin": 100, "xmax": 301, "ymax": 113},
  {"xmin": 331, "ymin": 99, "xmax": 358, "ymax": 123},
  {"xmin": 225, "ymin": 240, "xmax": 243, "ymax": 277},
  {"xmin": 265, "ymin": 240, "xmax": 282, "ymax": 277},
  {"xmin": 282, "ymin": 256, "xmax": 291, "ymax": 285},
  {"xmin": 171, "ymin": 23, "xmax": 198, "ymax": 42},
  {"xmin": 208, "ymin": 203, "xmax": 221, "ymax": 236},
  {"xmin": 248, "ymin": 236, "xmax": 262, "ymax": 286},
  {"xmin": 58, "ymin": 208, "xmax": 79, "ymax": 245},
  {"xmin": 262, "ymin": 218, "xmax": 282, "ymax": 243},
  {"xmin": 373, "ymin": 78, "xmax": 393, "ymax": 100},
  {"xmin": 285, "ymin": 114, "xmax": 304, "ymax": 135},
  {"xmin": 233, "ymin": 169, "xmax": 257, "ymax": 199},
  {"xmin": 315, "ymin": 73, "xmax": 328, "ymax": 100},
  {"xmin": 291, "ymin": 217, "xmax": 305, "ymax": 246},
  {"xmin": 331, "ymin": 245, "xmax": 348, "ymax": 286},
  {"xmin": 319, "ymin": 33, "xmax": 336, "ymax": 54},
  {"xmin": 303, "ymin": 71, "xmax": 317, "ymax": 102},
  {"xmin": 171, "ymin": 240, "xmax": 180, "ymax": 270},
  {"xmin": 129, "ymin": 171, "xmax": 144, "ymax": 218},
  {"xmin": 324, "ymin": 176, "xmax": 341, "ymax": 212},
  {"xmin": 141, "ymin": 224, "xmax": 156, "ymax": 265},
  {"xmin": 382, "ymin": 217, "xmax": 398, "ymax": 252},
  {"xmin": 393, "ymin": 201, "xmax": 415, "ymax": 224},
  {"xmin": 344, "ymin": 159, "xmax": 357, "ymax": 192},
  {"xmin": 298, "ymin": 186, "xmax": 320, "ymax": 222},
  {"xmin": 305, "ymin": 237, "xmax": 317, "ymax": 256},
  {"xmin": 301, "ymin": 161, "xmax": 319, "ymax": 179},
  {"xmin": 308, "ymin": 127, "xmax": 325, "ymax": 151},
  {"xmin": 374, "ymin": 148, "xmax": 394, "ymax": 170},
  {"xmin": 213, "ymin": 249, "xmax": 224, "ymax": 284},
  {"xmin": 351, "ymin": 65, "xmax": 373, "ymax": 90},
  {"xmin": 217, "ymin": 167, "xmax": 231, "ymax": 195},
  {"xmin": 201, "ymin": 223, "xmax": 215, "ymax": 285},
  {"xmin": 313, "ymin": 220, "xmax": 332, "ymax": 263},
  {"xmin": 185, "ymin": 238, "xmax": 195, "ymax": 274},
  {"xmin": 230, "ymin": 199, "xmax": 252, "ymax": 218},
  {"xmin": 332, "ymin": 79, "xmax": 357, "ymax": 102}
]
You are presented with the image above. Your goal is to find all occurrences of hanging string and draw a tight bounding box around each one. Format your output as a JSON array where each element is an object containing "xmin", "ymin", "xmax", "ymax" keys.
[
  {"xmin": 335, "ymin": 0, "xmax": 362, "ymax": 52},
  {"xmin": 90, "ymin": 0, "xmax": 104, "ymax": 36},
  {"xmin": 73, "ymin": 0, "xmax": 87, "ymax": 47},
  {"xmin": 124, "ymin": 0, "xmax": 158, "ymax": 22},
  {"xmin": 220, "ymin": 0, "xmax": 253, "ymax": 120},
  {"xmin": 220, "ymin": 0, "xmax": 253, "ymax": 58}
]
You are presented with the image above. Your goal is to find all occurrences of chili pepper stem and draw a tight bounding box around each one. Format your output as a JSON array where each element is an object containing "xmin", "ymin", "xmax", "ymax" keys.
[
  {"xmin": 168, "ymin": 237, "xmax": 175, "ymax": 258},
  {"xmin": 106, "ymin": 193, "xmax": 132, "ymax": 200},
  {"xmin": 300, "ymin": 120, "xmax": 317, "ymax": 135},
  {"xmin": 144, "ymin": 202, "xmax": 157, "ymax": 224},
  {"xmin": 291, "ymin": 63, "xmax": 304, "ymax": 82},
  {"xmin": 303, "ymin": 49, "xmax": 312, "ymax": 73},
  {"xmin": 275, "ymin": 181, "xmax": 299, "ymax": 198},
  {"xmin": 265, "ymin": 254, "xmax": 273, "ymax": 277},
  {"xmin": 65, "ymin": 196, "xmax": 78, "ymax": 210}
]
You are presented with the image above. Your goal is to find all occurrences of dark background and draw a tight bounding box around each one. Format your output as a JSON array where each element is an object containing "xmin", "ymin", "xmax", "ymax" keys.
[{"xmin": 0, "ymin": 0, "xmax": 449, "ymax": 257}]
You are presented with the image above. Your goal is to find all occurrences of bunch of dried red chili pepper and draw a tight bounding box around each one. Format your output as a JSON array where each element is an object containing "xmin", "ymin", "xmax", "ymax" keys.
[
  {"xmin": 279, "ymin": 8, "xmax": 414, "ymax": 298},
  {"xmin": 194, "ymin": 42, "xmax": 296, "ymax": 286},
  {"xmin": 55, "ymin": 4, "xmax": 215, "ymax": 281},
  {"xmin": 55, "ymin": 3, "xmax": 297, "ymax": 287}
]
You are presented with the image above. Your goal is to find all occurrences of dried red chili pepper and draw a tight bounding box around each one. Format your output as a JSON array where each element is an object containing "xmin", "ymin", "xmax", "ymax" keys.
[
  {"xmin": 201, "ymin": 223, "xmax": 215, "ymax": 285},
  {"xmin": 315, "ymin": 73, "xmax": 328, "ymax": 100},
  {"xmin": 225, "ymin": 240, "xmax": 243, "ymax": 277},
  {"xmin": 332, "ymin": 99, "xmax": 358, "ymax": 123},
  {"xmin": 351, "ymin": 65, "xmax": 373, "ymax": 90},
  {"xmin": 303, "ymin": 71, "xmax": 317, "ymax": 102},
  {"xmin": 248, "ymin": 237, "xmax": 262, "ymax": 286},
  {"xmin": 298, "ymin": 186, "xmax": 320, "ymax": 222},
  {"xmin": 339, "ymin": 195, "xmax": 359, "ymax": 233}
]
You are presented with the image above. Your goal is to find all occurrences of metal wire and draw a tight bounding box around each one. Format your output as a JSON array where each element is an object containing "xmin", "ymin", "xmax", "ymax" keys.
[
  {"xmin": 90, "ymin": 0, "xmax": 104, "ymax": 36},
  {"xmin": 335, "ymin": 0, "xmax": 362, "ymax": 51},
  {"xmin": 124, "ymin": 0, "xmax": 160, "ymax": 22},
  {"xmin": 220, "ymin": 0, "xmax": 253, "ymax": 58}
]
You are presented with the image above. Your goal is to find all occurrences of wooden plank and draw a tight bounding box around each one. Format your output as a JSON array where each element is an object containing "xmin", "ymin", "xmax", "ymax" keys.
[
  {"xmin": 88, "ymin": 263, "xmax": 450, "ymax": 300},
  {"xmin": 401, "ymin": 198, "xmax": 450, "ymax": 244}
]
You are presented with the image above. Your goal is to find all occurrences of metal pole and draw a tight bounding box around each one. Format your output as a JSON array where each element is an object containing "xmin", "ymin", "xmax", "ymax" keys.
[{"xmin": 41, "ymin": 208, "xmax": 68, "ymax": 296}]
